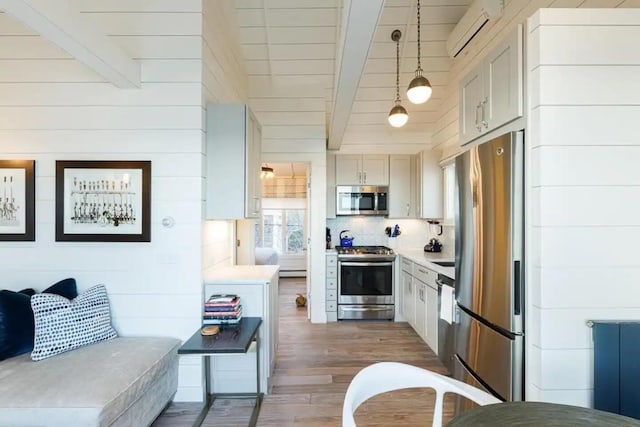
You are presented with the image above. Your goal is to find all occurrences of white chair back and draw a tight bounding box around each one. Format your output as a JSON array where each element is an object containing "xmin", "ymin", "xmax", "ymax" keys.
[{"xmin": 342, "ymin": 362, "xmax": 501, "ymax": 427}]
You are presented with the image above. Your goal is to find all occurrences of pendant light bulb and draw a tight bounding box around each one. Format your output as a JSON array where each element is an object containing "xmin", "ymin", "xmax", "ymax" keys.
[
  {"xmin": 388, "ymin": 29, "xmax": 408, "ymax": 128},
  {"xmin": 407, "ymin": 75, "xmax": 432, "ymax": 104},
  {"xmin": 388, "ymin": 104, "xmax": 409, "ymax": 128},
  {"xmin": 407, "ymin": 0, "xmax": 432, "ymax": 104}
]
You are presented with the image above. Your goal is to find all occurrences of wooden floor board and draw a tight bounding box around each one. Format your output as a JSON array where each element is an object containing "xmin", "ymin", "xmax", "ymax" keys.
[{"xmin": 154, "ymin": 277, "xmax": 453, "ymax": 426}]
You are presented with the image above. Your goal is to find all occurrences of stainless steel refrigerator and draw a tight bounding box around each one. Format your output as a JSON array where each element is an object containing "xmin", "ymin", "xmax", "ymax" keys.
[{"xmin": 453, "ymin": 130, "xmax": 524, "ymax": 404}]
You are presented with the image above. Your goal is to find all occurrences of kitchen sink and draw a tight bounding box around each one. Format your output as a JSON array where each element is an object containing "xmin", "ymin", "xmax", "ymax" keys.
[{"xmin": 432, "ymin": 261, "xmax": 454, "ymax": 267}]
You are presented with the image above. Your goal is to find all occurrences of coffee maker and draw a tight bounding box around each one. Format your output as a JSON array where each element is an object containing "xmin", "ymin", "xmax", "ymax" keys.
[{"xmin": 326, "ymin": 227, "xmax": 332, "ymax": 249}]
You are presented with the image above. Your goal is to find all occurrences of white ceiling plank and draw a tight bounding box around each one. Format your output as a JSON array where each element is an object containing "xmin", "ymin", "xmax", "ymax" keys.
[
  {"xmin": 241, "ymin": 26, "xmax": 336, "ymax": 44},
  {"xmin": 374, "ymin": 24, "xmax": 456, "ymax": 42},
  {"xmin": 359, "ymin": 71, "xmax": 449, "ymax": 87},
  {"xmin": 379, "ymin": 5, "xmax": 468, "ymax": 25},
  {"xmin": 238, "ymin": 8, "xmax": 337, "ymax": 27},
  {"xmin": 351, "ymin": 100, "xmax": 440, "ymax": 113},
  {"xmin": 0, "ymin": 0, "xmax": 140, "ymax": 88},
  {"xmin": 348, "ymin": 111, "xmax": 439, "ymax": 125},
  {"xmin": 237, "ymin": 0, "xmax": 339, "ymax": 9},
  {"xmin": 328, "ymin": 0, "xmax": 384, "ymax": 150},
  {"xmin": 368, "ymin": 40, "xmax": 448, "ymax": 58}
]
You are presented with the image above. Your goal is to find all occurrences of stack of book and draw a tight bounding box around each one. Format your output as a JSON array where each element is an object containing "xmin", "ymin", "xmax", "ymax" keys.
[{"xmin": 203, "ymin": 294, "xmax": 242, "ymax": 325}]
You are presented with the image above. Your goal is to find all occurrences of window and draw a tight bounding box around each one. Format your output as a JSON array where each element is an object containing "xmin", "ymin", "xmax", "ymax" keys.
[
  {"xmin": 443, "ymin": 163, "xmax": 455, "ymax": 223},
  {"xmin": 255, "ymin": 208, "xmax": 305, "ymax": 254}
]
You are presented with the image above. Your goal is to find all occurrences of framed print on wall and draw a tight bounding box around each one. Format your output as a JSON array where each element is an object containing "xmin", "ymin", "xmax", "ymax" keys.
[
  {"xmin": 55, "ymin": 160, "xmax": 151, "ymax": 242},
  {"xmin": 0, "ymin": 160, "xmax": 35, "ymax": 241}
]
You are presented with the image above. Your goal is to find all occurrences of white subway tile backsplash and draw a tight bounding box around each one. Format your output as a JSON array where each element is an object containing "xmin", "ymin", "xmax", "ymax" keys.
[{"xmin": 326, "ymin": 217, "xmax": 454, "ymax": 254}]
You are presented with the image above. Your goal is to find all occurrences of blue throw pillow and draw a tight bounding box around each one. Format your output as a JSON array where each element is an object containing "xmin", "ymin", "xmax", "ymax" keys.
[{"xmin": 0, "ymin": 278, "xmax": 78, "ymax": 361}]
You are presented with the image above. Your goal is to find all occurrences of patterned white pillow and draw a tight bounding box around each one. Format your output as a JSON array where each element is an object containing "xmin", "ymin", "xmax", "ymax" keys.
[{"xmin": 31, "ymin": 284, "xmax": 118, "ymax": 361}]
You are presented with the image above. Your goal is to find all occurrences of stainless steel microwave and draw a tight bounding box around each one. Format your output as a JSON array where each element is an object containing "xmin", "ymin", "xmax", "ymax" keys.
[{"xmin": 336, "ymin": 186, "xmax": 388, "ymax": 216}]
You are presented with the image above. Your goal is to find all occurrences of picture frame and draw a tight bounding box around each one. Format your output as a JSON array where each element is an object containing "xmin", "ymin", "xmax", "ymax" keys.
[
  {"xmin": 0, "ymin": 160, "xmax": 35, "ymax": 241},
  {"xmin": 55, "ymin": 160, "xmax": 151, "ymax": 242}
]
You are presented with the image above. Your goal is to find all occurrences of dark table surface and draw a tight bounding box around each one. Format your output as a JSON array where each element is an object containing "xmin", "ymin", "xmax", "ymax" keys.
[
  {"xmin": 447, "ymin": 402, "xmax": 640, "ymax": 426},
  {"xmin": 178, "ymin": 317, "xmax": 262, "ymax": 354}
]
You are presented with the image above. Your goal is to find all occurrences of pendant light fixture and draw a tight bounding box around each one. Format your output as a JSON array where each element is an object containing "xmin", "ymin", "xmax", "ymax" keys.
[
  {"xmin": 388, "ymin": 29, "xmax": 409, "ymax": 128},
  {"xmin": 407, "ymin": 0, "xmax": 432, "ymax": 104},
  {"xmin": 261, "ymin": 164, "xmax": 274, "ymax": 179}
]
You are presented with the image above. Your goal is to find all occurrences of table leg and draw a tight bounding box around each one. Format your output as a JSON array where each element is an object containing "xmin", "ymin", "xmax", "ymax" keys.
[
  {"xmin": 192, "ymin": 355, "xmax": 212, "ymax": 427},
  {"xmin": 248, "ymin": 328, "xmax": 263, "ymax": 427}
]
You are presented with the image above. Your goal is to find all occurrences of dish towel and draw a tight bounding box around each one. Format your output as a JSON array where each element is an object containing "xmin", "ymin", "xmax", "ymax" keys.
[{"xmin": 440, "ymin": 284, "xmax": 455, "ymax": 324}]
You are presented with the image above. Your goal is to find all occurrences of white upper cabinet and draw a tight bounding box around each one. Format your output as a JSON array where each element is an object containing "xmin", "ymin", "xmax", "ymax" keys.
[
  {"xmin": 416, "ymin": 150, "xmax": 443, "ymax": 219},
  {"xmin": 206, "ymin": 104, "xmax": 262, "ymax": 219},
  {"xmin": 388, "ymin": 155, "xmax": 415, "ymax": 218},
  {"xmin": 459, "ymin": 24, "xmax": 523, "ymax": 145},
  {"xmin": 335, "ymin": 155, "xmax": 389, "ymax": 186}
]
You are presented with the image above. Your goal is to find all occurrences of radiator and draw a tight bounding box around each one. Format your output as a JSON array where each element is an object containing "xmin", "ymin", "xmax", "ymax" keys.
[{"xmin": 591, "ymin": 321, "xmax": 640, "ymax": 419}]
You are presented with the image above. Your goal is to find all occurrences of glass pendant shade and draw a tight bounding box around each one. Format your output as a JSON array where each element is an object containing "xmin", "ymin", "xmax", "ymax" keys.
[
  {"xmin": 388, "ymin": 104, "xmax": 409, "ymax": 128},
  {"xmin": 407, "ymin": 75, "xmax": 432, "ymax": 104}
]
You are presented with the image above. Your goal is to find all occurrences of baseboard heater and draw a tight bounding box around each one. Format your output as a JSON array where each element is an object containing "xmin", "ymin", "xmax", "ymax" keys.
[{"xmin": 590, "ymin": 320, "xmax": 640, "ymax": 419}]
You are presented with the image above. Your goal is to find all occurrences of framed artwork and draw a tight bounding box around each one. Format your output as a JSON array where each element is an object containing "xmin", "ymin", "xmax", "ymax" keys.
[
  {"xmin": 55, "ymin": 160, "xmax": 151, "ymax": 242},
  {"xmin": 0, "ymin": 160, "xmax": 35, "ymax": 241}
]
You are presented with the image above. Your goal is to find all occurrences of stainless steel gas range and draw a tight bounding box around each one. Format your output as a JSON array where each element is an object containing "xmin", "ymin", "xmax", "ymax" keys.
[{"xmin": 336, "ymin": 245, "xmax": 396, "ymax": 320}]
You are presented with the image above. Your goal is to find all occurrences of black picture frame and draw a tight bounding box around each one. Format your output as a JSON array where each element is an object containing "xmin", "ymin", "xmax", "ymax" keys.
[
  {"xmin": 0, "ymin": 160, "xmax": 35, "ymax": 241},
  {"xmin": 55, "ymin": 160, "xmax": 151, "ymax": 242}
]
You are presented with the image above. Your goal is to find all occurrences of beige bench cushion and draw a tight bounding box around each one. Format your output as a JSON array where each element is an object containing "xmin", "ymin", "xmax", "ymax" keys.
[{"xmin": 0, "ymin": 336, "xmax": 180, "ymax": 427}]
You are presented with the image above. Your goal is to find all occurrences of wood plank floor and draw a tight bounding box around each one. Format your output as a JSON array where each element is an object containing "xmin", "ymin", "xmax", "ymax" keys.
[{"xmin": 154, "ymin": 277, "xmax": 454, "ymax": 426}]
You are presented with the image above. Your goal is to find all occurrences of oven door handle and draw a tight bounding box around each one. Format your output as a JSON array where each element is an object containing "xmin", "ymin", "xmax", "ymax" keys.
[
  {"xmin": 338, "ymin": 262, "xmax": 394, "ymax": 267},
  {"xmin": 340, "ymin": 306, "xmax": 393, "ymax": 312}
]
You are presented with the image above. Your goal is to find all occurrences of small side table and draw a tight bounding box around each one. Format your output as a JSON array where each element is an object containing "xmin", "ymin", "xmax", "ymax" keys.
[{"xmin": 178, "ymin": 317, "xmax": 263, "ymax": 427}]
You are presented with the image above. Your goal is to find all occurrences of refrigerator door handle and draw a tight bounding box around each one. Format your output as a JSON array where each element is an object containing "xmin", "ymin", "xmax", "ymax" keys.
[{"xmin": 514, "ymin": 260, "xmax": 521, "ymax": 316}]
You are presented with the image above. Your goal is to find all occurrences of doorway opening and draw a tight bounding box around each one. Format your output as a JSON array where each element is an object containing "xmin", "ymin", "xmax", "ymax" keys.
[{"xmin": 254, "ymin": 162, "xmax": 308, "ymax": 278}]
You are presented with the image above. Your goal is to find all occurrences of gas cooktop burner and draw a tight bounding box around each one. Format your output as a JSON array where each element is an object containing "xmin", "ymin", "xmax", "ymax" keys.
[{"xmin": 335, "ymin": 245, "xmax": 395, "ymax": 256}]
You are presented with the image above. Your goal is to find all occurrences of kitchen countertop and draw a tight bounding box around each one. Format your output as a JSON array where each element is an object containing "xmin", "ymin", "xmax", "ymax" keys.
[
  {"xmin": 203, "ymin": 265, "xmax": 280, "ymax": 285},
  {"xmin": 395, "ymin": 249, "xmax": 455, "ymax": 280}
]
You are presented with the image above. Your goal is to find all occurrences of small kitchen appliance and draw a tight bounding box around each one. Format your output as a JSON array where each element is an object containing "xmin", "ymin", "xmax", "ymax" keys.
[
  {"xmin": 326, "ymin": 227, "xmax": 332, "ymax": 249},
  {"xmin": 424, "ymin": 238, "xmax": 442, "ymax": 253},
  {"xmin": 339, "ymin": 230, "xmax": 354, "ymax": 247}
]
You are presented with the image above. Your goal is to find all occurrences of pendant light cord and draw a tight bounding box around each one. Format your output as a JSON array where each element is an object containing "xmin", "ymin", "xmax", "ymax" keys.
[
  {"xmin": 395, "ymin": 33, "xmax": 401, "ymax": 104},
  {"xmin": 415, "ymin": 0, "xmax": 422, "ymax": 77}
]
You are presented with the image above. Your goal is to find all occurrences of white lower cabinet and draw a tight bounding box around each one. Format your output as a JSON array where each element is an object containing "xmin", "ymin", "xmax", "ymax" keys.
[
  {"xmin": 400, "ymin": 256, "xmax": 439, "ymax": 355},
  {"xmin": 401, "ymin": 270, "xmax": 415, "ymax": 327},
  {"xmin": 414, "ymin": 280, "xmax": 427, "ymax": 340},
  {"xmin": 425, "ymin": 284, "xmax": 438, "ymax": 353}
]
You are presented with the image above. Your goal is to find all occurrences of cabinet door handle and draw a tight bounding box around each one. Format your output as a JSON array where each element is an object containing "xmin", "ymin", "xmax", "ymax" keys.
[
  {"xmin": 406, "ymin": 203, "xmax": 410, "ymax": 216},
  {"xmin": 475, "ymin": 103, "xmax": 481, "ymax": 131},
  {"xmin": 481, "ymin": 97, "xmax": 488, "ymax": 128},
  {"xmin": 358, "ymin": 172, "xmax": 362, "ymax": 184},
  {"xmin": 363, "ymin": 172, "xmax": 367, "ymax": 183}
]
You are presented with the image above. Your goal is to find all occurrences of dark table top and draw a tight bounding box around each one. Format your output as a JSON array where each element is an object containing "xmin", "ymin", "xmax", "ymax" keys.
[
  {"xmin": 178, "ymin": 317, "xmax": 262, "ymax": 355},
  {"xmin": 447, "ymin": 402, "xmax": 640, "ymax": 426}
]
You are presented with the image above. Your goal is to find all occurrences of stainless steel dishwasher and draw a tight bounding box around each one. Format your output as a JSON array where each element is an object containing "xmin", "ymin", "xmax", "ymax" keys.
[{"xmin": 437, "ymin": 273, "xmax": 455, "ymax": 374}]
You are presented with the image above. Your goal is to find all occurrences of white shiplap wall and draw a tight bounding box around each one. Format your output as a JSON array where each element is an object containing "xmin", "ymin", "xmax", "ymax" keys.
[
  {"xmin": 527, "ymin": 8, "xmax": 640, "ymax": 407},
  {"xmin": 0, "ymin": 0, "xmax": 239, "ymax": 402}
]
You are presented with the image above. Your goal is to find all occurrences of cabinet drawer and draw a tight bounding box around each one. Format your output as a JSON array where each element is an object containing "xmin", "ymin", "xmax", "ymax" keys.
[
  {"xmin": 326, "ymin": 268, "xmax": 337, "ymax": 278},
  {"xmin": 326, "ymin": 255, "xmax": 337, "ymax": 266},
  {"xmin": 414, "ymin": 264, "xmax": 437, "ymax": 287},
  {"xmin": 326, "ymin": 278, "xmax": 337, "ymax": 290},
  {"xmin": 326, "ymin": 289, "xmax": 337, "ymax": 301},
  {"xmin": 327, "ymin": 301, "xmax": 337, "ymax": 312},
  {"xmin": 401, "ymin": 257, "xmax": 413, "ymax": 274}
]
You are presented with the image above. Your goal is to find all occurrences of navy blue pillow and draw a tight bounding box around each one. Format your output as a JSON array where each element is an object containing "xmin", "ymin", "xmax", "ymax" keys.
[{"xmin": 0, "ymin": 278, "xmax": 78, "ymax": 361}]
